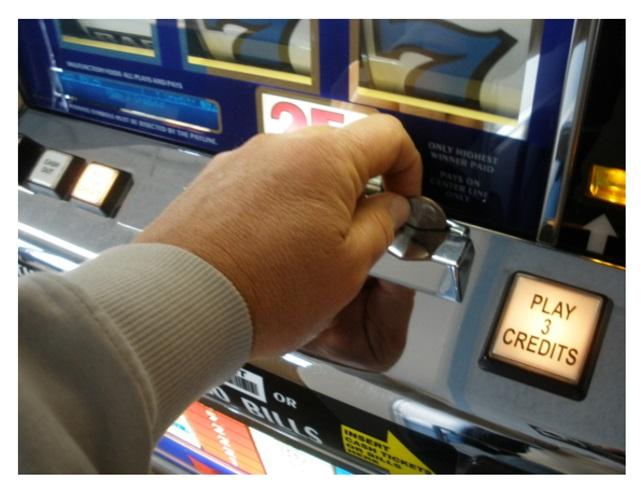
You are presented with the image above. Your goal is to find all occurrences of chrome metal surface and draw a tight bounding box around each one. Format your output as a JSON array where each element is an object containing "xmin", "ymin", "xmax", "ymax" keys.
[
  {"xmin": 384, "ymin": 231, "xmax": 474, "ymax": 302},
  {"xmin": 386, "ymin": 197, "xmax": 473, "ymax": 302},
  {"xmin": 18, "ymin": 244, "xmax": 80, "ymax": 273},
  {"xmin": 537, "ymin": 20, "xmax": 601, "ymax": 244},
  {"xmin": 280, "ymin": 347, "xmax": 623, "ymax": 473},
  {"xmin": 429, "ymin": 222, "xmax": 474, "ymax": 302}
]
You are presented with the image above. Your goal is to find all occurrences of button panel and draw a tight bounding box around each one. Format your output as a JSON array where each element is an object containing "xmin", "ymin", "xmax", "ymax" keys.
[{"xmin": 19, "ymin": 135, "xmax": 133, "ymax": 217}]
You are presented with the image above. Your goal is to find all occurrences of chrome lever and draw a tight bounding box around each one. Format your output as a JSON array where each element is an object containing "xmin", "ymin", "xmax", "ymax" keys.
[
  {"xmin": 388, "ymin": 197, "xmax": 448, "ymax": 260},
  {"xmin": 383, "ymin": 196, "xmax": 474, "ymax": 302}
]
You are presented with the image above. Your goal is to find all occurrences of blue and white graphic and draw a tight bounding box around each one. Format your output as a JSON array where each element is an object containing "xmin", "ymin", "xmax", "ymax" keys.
[
  {"xmin": 192, "ymin": 19, "xmax": 311, "ymax": 75},
  {"xmin": 360, "ymin": 20, "xmax": 536, "ymax": 118},
  {"xmin": 59, "ymin": 71, "xmax": 221, "ymax": 132}
]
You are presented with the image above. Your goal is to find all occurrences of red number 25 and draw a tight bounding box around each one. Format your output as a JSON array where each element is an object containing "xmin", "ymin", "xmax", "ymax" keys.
[{"xmin": 270, "ymin": 101, "xmax": 345, "ymax": 132}]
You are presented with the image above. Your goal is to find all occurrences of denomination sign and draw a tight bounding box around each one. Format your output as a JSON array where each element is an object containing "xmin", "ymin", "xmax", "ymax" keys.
[{"xmin": 257, "ymin": 88, "xmax": 376, "ymax": 134}]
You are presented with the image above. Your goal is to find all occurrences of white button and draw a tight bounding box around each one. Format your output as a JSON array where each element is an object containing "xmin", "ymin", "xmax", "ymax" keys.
[
  {"xmin": 489, "ymin": 273, "xmax": 604, "ymax": 385},
  {"xmin": 28, "ymin": 150, "xmax": 73, "ymax": 190},
  {"xmin": 71, "ymin": 163, "xmax": 119, "ymax": 207}
]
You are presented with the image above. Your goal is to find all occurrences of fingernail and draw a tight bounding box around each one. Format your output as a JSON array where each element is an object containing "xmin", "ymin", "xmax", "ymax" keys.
[{"xmin": 389, "ymin": 195, "xmax": 411, "ymax": 230}]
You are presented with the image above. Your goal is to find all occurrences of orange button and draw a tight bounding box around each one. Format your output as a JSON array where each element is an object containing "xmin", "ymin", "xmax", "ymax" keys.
[
  {"xmin": 71, "ymin": 163, "xmax": 119, "ymax": 207},
  {"xmin": 489, "ymin": 273, "xmax": 605, "ymax": 385}
]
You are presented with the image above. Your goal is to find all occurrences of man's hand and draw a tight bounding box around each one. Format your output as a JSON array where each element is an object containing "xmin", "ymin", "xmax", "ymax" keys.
[
  {"xmin": 136, "ymin": 114, "xmax": 422, "ymax": 369},
  {"xmin": 302, "ymin": 278, "xmax": 415, "ymax": 371}
]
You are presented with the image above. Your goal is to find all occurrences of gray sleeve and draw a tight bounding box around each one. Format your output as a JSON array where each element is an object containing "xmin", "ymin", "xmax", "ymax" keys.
[{"xmin": 19, "ymin": 243, "xmax": 253, "ymax": 473}]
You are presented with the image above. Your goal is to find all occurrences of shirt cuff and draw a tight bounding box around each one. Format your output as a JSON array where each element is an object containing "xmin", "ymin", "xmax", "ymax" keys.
[{"xmin": 63, "ymin": 243, "xmax": 253, "ymax": 435}]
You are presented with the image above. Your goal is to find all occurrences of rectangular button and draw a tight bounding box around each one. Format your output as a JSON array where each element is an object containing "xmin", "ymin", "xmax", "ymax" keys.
[
  {"xmin": 70, "ymin": 162, "xmax": 133, "ymax": 216},
  {"xmin": 27, "ymin": 149, "xmax": 83, "ymax": 198},
  {"xmin": 483, "ymin": 272, "xmax": 607, "ymax": 398},
  {"xmin": 72, "ymin": 163, "xmax": 119, "ymax": 207},
  {"xmin": 29, "ymin": 150, "xmax": 73, "ymax": 189}
]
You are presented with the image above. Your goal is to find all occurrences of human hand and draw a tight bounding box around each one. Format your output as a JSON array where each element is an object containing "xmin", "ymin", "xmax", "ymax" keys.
[
  {"xmin": 301, "ymin": 278, "xmax": 415, "ymax": 371},
  {"xmin": 135, "ymin": 114, "xmax": 422, "ymax": 367}
]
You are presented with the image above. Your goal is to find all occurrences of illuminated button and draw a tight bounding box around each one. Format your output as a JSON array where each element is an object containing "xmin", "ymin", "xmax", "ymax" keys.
[
  {"xmin": 72, "ymin": 163, "xmax": 119, "ymax": 207},
  {"xmin": 70, "ymin": 162, "xmax": 133, "ymax": 216},
  {"xmin": 26, "ymin": 149, "xmax": 83, "ymax": 198},
  {"xmin": 484, "ymin": 273, "xmax": 607, "ymax": 399},
  {"xmin": 588, "ymin": 165, "xmax": 625, "ymax": 206}
]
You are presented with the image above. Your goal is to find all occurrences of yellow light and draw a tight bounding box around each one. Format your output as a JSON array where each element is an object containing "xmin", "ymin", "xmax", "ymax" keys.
[
  {"xmin": 72, "ymin": 163, "xmax": 119, "ymax": 207},
  {"xmin": 588, "ymin": 257, "xmax": 625, "ymax": 271},
  {"xmin": 588, "ymin": 165, "xmax": 626, "ymax": 206},
  {"xmin": 489, "ymin": 273, "xmax": 604, "ymax": 385}
]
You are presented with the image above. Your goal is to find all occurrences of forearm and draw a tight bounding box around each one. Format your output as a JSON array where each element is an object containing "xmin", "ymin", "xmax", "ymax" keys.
[{"xmin": 19, "ymin": 243, "xmax": 253, "ymax": 473}]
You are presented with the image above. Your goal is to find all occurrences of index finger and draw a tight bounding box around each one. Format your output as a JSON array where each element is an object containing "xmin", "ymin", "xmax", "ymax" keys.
[{"xmin": 340, "ymin": 114, "xmax": 423, "ymax": 197}]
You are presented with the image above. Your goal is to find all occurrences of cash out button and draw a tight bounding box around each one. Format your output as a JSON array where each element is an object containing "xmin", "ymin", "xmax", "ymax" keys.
[
  {"xmin": 481, "ymin": 273, "xmax": 608, "ymax": 399},
  {"xmin": 26, "ymin": 149, "xmax": 84, "ymax": 198}
]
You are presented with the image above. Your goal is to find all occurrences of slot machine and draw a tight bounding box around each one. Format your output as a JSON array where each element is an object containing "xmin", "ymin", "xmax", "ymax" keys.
[{"xmin": 18, "ymin": 19, "xmax": 625, "ymax": 473}]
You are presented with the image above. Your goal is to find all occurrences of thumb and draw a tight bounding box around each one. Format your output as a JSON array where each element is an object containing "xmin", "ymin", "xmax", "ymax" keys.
[{"xmin": 346, "ymin": 192, "xmax": 410, "ymax": 270}]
